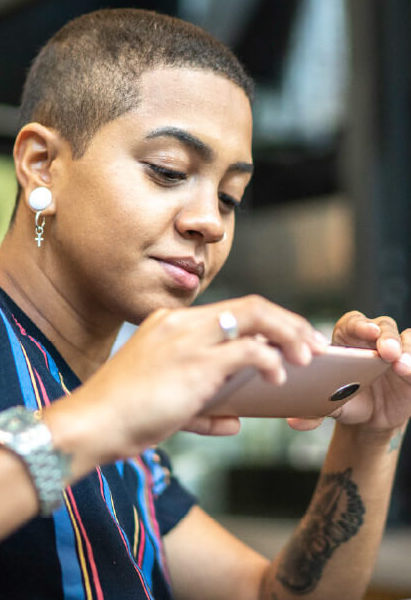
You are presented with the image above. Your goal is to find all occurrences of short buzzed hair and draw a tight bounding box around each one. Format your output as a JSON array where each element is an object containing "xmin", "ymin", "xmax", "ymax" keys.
[{"xmin": 19, "ymin": 8, "xmax": 254, "ymax": 159}]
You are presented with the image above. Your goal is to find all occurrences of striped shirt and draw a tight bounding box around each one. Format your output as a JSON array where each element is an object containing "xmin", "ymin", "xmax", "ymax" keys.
[{"xmin": 0, "ymin": 289, "xmax": 196, "ymax": 600}]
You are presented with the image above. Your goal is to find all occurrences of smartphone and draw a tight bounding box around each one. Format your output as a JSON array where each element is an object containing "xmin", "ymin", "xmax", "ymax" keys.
[{"xmin": 204, "ymin": 345, "xmax": 390, "ymax": 419}]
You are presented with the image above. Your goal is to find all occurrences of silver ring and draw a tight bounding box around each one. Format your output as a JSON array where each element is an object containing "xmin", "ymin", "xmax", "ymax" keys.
[{"xmin": 218, "ymin": 310, "xmax": 239, "ymax": 341}]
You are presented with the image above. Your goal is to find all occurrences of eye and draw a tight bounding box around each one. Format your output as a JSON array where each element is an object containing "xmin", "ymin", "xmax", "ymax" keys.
[
  {"xmin": 144, "ymin": 163, "xmax": 187, "ymax": 186},
  {"xmin": 218, "ymin": 192, "xmax": 241, "ymax": 212}
]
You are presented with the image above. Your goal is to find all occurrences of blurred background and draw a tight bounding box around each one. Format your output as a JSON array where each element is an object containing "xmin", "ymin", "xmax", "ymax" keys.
[{"xmin": 1, "ymin": 1, "xmax": 411, "ymax": 598}]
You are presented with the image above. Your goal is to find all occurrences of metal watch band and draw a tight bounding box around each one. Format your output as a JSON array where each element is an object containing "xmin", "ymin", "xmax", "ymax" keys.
[{"xmin": 0, "ymin": 406, "xmax": 72, "ymax": 516}]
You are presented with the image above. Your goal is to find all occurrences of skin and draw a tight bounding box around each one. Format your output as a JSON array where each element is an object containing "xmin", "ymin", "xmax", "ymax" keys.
[
  {"xmin": 3, "ymin": 69, "xmax": 253, "ymax": 379},
  {"xmin": 0, "ymin": 67, "xmax": 410, "ymax": 599}
]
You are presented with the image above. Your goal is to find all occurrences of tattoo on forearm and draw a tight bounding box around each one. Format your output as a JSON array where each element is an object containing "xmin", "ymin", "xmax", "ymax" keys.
[{"xmin": 276, "ymin": 468, "xmax": 365, "ymax": 595}]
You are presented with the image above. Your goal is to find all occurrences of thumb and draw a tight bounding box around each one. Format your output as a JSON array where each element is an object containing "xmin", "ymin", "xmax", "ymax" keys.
[{"xmin": 286, "ymin": 417, "xmax": 324, "ymax": 431}]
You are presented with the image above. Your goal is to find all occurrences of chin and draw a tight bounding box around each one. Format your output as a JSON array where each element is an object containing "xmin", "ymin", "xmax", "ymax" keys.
[{"xmin": 124, "ymin": 290, "xmax": 199, "ymax": 324}]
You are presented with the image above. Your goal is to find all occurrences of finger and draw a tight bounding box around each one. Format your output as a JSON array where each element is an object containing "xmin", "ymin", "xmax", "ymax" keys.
[
  {"xmin": 373, "ymin": 316, "xmax": 402, "ymax": 362},
  {"xmin": 210, "ymin": 336, "xmax": 288, "ymax": 386},
  {"xmin": 392, "ymin": 327, "xmax": 411, "ymax": 377},
  {"xmin": 286, "ymin": 417, "xmax": 324, "ymax": 431},
  {"xmin": 151, "ymin": 298, "xmax": 327, "ymax": 371},
  {"xmin": 182, "ymin": 415, "xmax": 241, "ymax": 436},
  {"xmin": 333, "ymin": 311, "xmax": 404, "ymax": 364},
  {"xmin": 279, "ymin": 340, "xmax": 315, "ymax": 366},
  {"xmin": 211, "ymin": 296, "xmax": 327, "ymax": 365},
  {"xmin": 333, "ymin": 310, "xmax": 381, "ymax": 347},
  {"xmin": 328, "ymin": 398, "xmax": 373, "ymax": 425}
]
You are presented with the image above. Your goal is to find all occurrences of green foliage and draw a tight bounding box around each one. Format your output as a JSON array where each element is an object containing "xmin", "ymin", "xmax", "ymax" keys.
[{"xmin": 0, "ymin": 156, "xmax": 16, "ymax": 241}]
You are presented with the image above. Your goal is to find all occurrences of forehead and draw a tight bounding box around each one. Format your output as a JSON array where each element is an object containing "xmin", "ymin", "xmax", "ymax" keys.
[{"xmin": 120, "ymin": 68, "xmax": 253, "ymax": 159}]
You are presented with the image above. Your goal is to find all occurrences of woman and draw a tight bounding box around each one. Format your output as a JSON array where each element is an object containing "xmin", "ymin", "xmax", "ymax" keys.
[{"xmin": 0, "ymin": 8, "xmax": 410, "ymax": 600}]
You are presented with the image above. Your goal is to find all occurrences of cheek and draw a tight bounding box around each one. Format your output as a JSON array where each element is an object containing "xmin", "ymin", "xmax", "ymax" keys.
[{"xmin": 56, "ymin": 166, "xmax": 162, "ymax": 250}]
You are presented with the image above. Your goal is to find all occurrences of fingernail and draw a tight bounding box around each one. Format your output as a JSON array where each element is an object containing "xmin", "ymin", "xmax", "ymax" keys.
[
  {"xmin": 299, "ymin": 342, "xmax": 312, "ymax": 364},
  {"xmin": 368, "ymin": 323, "xmax": 381, "ymax": 333},
  {"xmin": 382, "ymin": 339, "xmax": 402, "ymax": 353},
  {"xmin": 398, "ymin": 353, "xmax": 411, "ymax": 368},
  {"xmin": 276, "ymin": 367, "xmax": 287, "ymax": 385}
]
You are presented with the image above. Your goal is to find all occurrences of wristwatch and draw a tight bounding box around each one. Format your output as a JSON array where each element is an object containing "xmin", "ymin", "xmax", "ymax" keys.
[{"xmin": 0, "ymin": 406, "xmax": 72, "ymax": 516}]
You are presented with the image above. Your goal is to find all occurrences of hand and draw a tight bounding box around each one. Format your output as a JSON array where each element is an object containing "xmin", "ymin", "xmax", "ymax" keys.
[
  {"xmin": 72, "ymin": 295, "xmax": 326, "ymax": 465},
  {"xmin": 329, "ymin": 311, "xmax": 411, "ymax": 432}
]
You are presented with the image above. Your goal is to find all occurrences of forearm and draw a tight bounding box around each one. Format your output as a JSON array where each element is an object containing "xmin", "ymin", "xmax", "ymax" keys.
[
  {"xmin": 260, "ymin": 421, "xmax": 406, "ymax": 600},
  {"xmin": 0, "ymin": 446, "xmax": 41, "ymax": 538},
  {"xmin": 0, "ymin": 392, "xmax": 110, "ymax": 540},
  {"xmin": 0, "ymin": 378, "xmax": 146, "ymax": 541}
]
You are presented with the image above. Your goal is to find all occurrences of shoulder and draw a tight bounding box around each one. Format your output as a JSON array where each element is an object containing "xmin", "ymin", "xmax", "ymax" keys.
[
  {"xmin": 0, "ymin": 290, "xmax": 78, "ymax": 409},
  {"xmin": 0, "ymin": 296, "xmax": 27, "ymax": 409}
]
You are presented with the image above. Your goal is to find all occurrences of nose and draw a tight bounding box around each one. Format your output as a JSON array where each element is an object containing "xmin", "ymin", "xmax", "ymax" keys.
[{"xmin": 175, "ymin": 189, "xmax": 226, "ymax": 244}]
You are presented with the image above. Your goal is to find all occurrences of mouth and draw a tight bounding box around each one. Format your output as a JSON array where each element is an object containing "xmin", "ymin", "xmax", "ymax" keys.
[{"xmin": 151, "ymin": 256, "xmax": 205, "ymax": 291}]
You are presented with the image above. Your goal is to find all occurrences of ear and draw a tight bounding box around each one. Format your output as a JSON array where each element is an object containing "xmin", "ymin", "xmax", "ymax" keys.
[{"xmin": 13, "ymin": 123, "xmax": 61, "ymax": 215}]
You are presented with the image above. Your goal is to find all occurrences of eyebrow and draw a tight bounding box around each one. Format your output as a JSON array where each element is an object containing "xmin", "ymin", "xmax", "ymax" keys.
[
  {"xmin": 145, "ymin": 126, "xmax": 254, "ymax": 175},
  {"xmin": 228, "ymin": 161, "xmax": 254, "ymax": 175}
]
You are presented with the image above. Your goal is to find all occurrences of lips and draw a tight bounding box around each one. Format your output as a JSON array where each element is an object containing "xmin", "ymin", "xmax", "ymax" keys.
[
  {"xmin": 151, "ymin": 256, "xmax": 205, "ymax": 291},
  {"xmin": 153, "ymin": 256, "xmax": 205, "ymax": 279}
]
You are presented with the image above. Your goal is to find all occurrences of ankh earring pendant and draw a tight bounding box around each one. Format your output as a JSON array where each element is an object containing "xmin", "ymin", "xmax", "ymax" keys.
[
  {"xmin": 28, "ymin": 187, "xmax": 52, "ymax": 247},
  {"xmin": 35, "ymin": 212, "xmax": 46, "ymax": 247}
]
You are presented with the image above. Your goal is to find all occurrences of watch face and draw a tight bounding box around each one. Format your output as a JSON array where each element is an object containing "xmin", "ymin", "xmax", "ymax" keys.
[
  {"xmin": 0, "ymin": 406, "xmax": 67, "ymax": 515},
  {"xmin": 0, "ymin": 406, "xmax": 38, "ymax": 433},
  {"xmin": 0, "ymin": 407, "xmax": 45, "ymax": 453}
]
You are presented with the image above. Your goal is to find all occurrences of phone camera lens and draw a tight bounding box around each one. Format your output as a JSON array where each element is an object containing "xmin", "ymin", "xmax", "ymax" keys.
[{"xmin": 330, "ymin": 382, "xmax": 360, "ymax": 402}]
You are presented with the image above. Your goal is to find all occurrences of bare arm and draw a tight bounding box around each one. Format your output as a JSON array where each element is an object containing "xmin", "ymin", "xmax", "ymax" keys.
[
  {"xmin": 0, "ymin": 295, "xmax": 325, "ymax": 538},
  {"xmin": 164, "ymin": 423, "xmax": 403, "ymax": 600},
  {"xmin": 0, "ymin": 448, "xmax": 40, "ymax": 536},
  {"xmin": 260, "ymin": 424, "xmax": 403, "ymax": 599},
  {"xmin": 166, "ymin": 313, "xmax": 411, "ymax": 600}
]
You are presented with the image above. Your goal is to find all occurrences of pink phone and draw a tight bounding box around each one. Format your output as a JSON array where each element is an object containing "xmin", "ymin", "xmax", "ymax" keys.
[{"xmin": 204, "ymin": 345, "xmax": 390, "ymax": 419}]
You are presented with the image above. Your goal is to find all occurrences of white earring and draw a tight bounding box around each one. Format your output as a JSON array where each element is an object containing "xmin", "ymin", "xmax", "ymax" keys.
[
  {"xmin": 28, "ymin": 187, "xmax": 52, "ymax": 247},
  {"xmin": 28, "ymin": 186, "xmax": 52, "ymax": 211}
]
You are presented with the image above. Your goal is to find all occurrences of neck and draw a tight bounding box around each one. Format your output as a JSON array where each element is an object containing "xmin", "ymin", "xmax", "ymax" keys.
[{"xmin": 0, "ymin": 227, "xmax": 123, "ymax": 382}]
